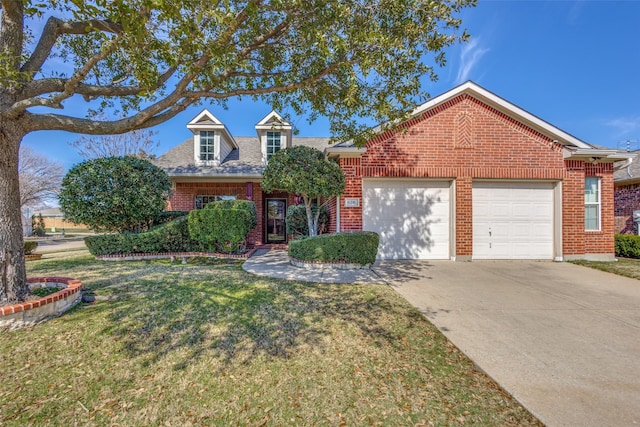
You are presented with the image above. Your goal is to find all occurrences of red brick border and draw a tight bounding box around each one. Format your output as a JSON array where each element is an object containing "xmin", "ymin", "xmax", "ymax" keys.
[
  {"xmin": 0, "ymin": 277, "xmax": 82, "ymax": 323},
  {"xmin": 95, "ymin": 249, "xmax": 257, "ymax": 262}
]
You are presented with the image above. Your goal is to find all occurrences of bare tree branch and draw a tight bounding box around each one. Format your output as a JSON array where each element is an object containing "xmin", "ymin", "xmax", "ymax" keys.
[
  {"xmin": 69, "ymin": 114, "xmax": 159, "ymax": 159},
  {"xmin": 18, "ymin": 145, "xmax": 64, "ymax": 209}
]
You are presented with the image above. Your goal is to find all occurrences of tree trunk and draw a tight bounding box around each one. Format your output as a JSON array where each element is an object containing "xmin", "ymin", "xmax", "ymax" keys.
[
  {"xmin": 0, "ymin": 119, "xmax": 28, "ymax": 302},
  {"xmin": 303, "ymin": 195, "xmax": 317, "ymax": 237}
]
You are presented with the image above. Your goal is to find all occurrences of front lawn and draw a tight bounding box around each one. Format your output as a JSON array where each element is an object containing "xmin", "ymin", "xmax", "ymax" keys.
[
  {"xmin": 0, "ymin": 255, "xmax": 541, "ymax": 426},
  {"xmin": 570, "ymin": 258, "xmax": 640, "ymax": 280}
]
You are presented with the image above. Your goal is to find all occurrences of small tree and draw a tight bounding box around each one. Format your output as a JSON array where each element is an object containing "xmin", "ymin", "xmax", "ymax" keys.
[
  {"xmin": 59, "ymin": 157, "xmax": 171, "ymax": 233},
  {"xmin": 286, "ymin": 204, "xmax": 329, "ymax": 237},
  {"xmin": 262, "ymin": 146, "xmax": 345, "ymax": 237},
  {"xmin": 30, "ymin": 213, "xmax": 46, "ymax": 237}
]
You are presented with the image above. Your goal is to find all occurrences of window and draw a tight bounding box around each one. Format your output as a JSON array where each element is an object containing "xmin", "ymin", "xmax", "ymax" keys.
[
  {"xmin": 199, "ymin": 131, "xmax": 215, "ymax": 161},
  {"xmin": 585, "ymin": 177, "xmax": 601, "ymax": 231},
  {"xmin": 194, "ymin": 195, "xmax": 236, "ymax": 210},
  {"xmin": 266, "ymin": 131, "xmax": 281, "ymax": 160}
]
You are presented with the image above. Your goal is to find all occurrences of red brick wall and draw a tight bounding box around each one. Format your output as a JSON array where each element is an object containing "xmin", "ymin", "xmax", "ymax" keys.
[
  {"xmin": 168, "ymin": 181, "xmax": 265, "ymax": 245},
  {"xmin": 614, "ymin": 183, "xmax": 640, "ymax": 234},
  {"xmin": 338, "ymin": 94, "xmax": 615, "ymax": 258},
  {"xmin": 339, "ymin": 158, "xmax": 363, "ymax": 232},
  {"xmin": 585, "ymin": 163, "xmax": 615, "ymax": 254}
]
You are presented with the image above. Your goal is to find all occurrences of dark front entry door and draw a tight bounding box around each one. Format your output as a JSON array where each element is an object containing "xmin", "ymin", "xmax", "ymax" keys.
[{"xmin": 266, "ymin": 199, "xmax": 287, "ymax": 243}]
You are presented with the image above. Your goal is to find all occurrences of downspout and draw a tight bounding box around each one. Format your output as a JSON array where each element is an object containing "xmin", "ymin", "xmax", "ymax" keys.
[{"xmin": 336, "ymin": 196, "xmax": 341, "ymax": 232}]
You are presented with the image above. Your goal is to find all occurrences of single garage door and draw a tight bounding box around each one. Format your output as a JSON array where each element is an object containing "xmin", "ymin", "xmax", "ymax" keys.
[
  {"xmin": 473, "ymin": 181, "xmax": 555, "ymax": 259},
  {"xmin": 363, "ymin": 179, "xmax": 450, "ymax": 260}
]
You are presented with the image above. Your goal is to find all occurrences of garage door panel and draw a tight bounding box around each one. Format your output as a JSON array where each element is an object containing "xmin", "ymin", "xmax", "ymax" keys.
[
  {"xmin": 473, "ymin": 182, "xmax": 554, "ymax": 260},
  {"xmin": 363, "ymin": 180, "xmax": 450, "ymax": 260}
]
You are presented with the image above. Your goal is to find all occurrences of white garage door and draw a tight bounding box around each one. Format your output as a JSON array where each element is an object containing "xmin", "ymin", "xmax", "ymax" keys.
[
  {"xmin": 363, "ymin": 180, "xmax": 450, "ymax": 260},
  {"xmin": 473, "ymin": 181, "xmax": 555, "ymax": 260}
]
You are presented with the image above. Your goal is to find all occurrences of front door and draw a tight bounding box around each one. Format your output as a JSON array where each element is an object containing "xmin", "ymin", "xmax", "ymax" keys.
[{"xmin": 265, "ymin": 198, "xmax": 287, "ymax": 243}]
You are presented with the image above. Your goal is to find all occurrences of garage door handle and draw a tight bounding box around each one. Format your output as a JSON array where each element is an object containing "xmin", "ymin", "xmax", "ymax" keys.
[{"xmin": 489, "ymin": 231, "xmax": 492, "ymax": 236}]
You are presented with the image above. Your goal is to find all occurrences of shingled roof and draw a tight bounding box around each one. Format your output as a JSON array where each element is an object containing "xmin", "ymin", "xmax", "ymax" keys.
[{"xmin": 154, "ymin": 136, "xmax": 332, "ymax": 178}]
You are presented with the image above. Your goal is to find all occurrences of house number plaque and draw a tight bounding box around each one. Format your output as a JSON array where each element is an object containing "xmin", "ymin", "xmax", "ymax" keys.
[{"xmin": 344, "ymin": 198, "xmax": 360, "ymax": 207}]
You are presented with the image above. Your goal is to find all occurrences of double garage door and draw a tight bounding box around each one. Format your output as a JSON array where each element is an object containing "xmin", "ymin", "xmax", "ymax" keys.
[{"xmin": 362, "ymin": 180, "xmax": 555, "ymax": 260}]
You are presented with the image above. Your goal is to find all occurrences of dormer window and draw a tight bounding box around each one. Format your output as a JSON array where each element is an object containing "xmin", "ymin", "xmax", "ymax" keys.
[
  {"xmin": 256, "ymin": 111, "xmax": 292, "ymax": 164},
  {"xmin": 266, "ymin": 131, "xmax": 281, "ymax": 160},
  {"xmin": 199, "ymin": 131, "xmax": 215, "ymax": 161},
  {"xmin": 187, "ymin": 109, "xmax": 238, "ymax": 166}
]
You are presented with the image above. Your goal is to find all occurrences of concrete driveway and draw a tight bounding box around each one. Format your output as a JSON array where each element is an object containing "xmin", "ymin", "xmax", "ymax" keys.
[{"xmin": 375, "ymin": 260, "xmax": 640, "ymax": 427}]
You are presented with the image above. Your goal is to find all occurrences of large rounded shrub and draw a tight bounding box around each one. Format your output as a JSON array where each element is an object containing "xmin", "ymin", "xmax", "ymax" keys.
[
  {"xmin": 188, "ymin": 200, "xmax": 258, "ymax": 254},
  {"xmin": 59, "ymin": 156, "xmax": 171, "ymax": 233}
]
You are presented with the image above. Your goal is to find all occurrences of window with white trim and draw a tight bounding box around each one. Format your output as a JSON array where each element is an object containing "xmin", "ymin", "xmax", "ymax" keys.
[
  {"xmin": 266, "ymin": 131, "xmax": 281, "ymax": 160},
  {"xmin": 194, "ymin": 195, "xmax": 236, "ymax": 210},
  {"xmin": 199, "ymin": 131, "xmax": 215, "ymax": 161},
  {"xmin": 585, "ymin": 177, "xmax": 601, "ymax": 231}
]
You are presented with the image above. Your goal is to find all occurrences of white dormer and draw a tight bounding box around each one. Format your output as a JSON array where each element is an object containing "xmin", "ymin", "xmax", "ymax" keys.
[
  {"xmin": 187, "ymin": 109, "xmax": 238, "ymax": 166},
  {"xmin": 255, "ymin": 111, "xmax": 293, "ymax": 164}
]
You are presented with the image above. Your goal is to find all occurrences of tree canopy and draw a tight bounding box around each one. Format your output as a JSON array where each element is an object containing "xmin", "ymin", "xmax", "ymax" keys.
[
  {"xmin": 262, "ymin": 146, "xmax": 345, "ymax": 236},
  {"xmin": 58, "ymin": 156, "xmax": 171, "ymax": 233},
  {"xmin": 0, "ymin": 0, "xmax": 473, "ymax": 300}
]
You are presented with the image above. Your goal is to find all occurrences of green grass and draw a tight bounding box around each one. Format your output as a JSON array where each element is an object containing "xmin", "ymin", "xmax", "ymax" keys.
[
  {"xmin": 0, "ymin": 254, "xmax": 542, "ymax": 426},
  {"xmin": 570, "ymin": 258, "xmax": 640, "ymax": 280}
]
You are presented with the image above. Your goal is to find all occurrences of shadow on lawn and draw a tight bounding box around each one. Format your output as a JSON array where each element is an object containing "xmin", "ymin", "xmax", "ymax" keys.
[{"xmin": 99, "ymin": 259, "xmax": 414, "ymax": 370}]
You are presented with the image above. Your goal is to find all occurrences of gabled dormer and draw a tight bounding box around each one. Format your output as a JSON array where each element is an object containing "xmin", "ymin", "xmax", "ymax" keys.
[
  {"xmin": 187, "ymin": 109, "xmax": 237, "ymax": 166},
  {"xmin": 255, "ymin": 111, "xmax": 293, "ymax": 164}
]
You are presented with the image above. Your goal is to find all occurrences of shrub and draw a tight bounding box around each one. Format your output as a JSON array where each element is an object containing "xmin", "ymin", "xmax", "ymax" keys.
[
  {"xmin": 288, "ymin": 232, "xmax": 379, "ymax": 265},
  {"xmin": 615, "ymin": 234, "xmax": 640, "ymax": 258},
  {"xmin": 85, "ymin": 216, "xmax": 198, "ymax": 256},
  {"xmin": 31, "ymin": 214, "xmax": 46, "ymax": 237},
  {"xmin": 188, "ymin": 200, "xmax": 257, "ymax": 254},
  {"xmin": 24, "ymin": 241, "xmax": 38, "ymax": 255},
  {"xmin": 152, "ymin": 210, "xmax": 189, "ymax": 226},
  {"xmin": 286, "ymin": 204, "xmax": 329, "ymax": 237},
  {"xmin": 59, "ymin": 156, "xmax": 171, "ymax": 233}
]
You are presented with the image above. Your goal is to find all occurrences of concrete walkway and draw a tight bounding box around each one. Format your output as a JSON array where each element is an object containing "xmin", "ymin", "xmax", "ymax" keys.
[
  {"xmin": 243, "ymin": 249, "xmax": 382, "ymax": 284},
  {"xmin": 244, "ymin": 251, "xmax": 640, "ymax": 426}
]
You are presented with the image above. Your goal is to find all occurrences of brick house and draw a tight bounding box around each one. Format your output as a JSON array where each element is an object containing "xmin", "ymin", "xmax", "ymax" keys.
[
  {"xmin": 156, "ymin": 81, "xmax": 631, "ymax": 260},
  {"xmin": 154, "ymin": 110, "xmax": 331, "ymax": 247},
  {"xmin": 614, "ymin": 152, "xmax": 640, "ymax": 234}
]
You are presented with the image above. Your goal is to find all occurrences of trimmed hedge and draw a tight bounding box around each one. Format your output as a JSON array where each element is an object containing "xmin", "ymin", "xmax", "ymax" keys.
[
  {"xmin": 24, "ymin": 241, "xmax": 38, "ymax": 255},
  {"xmin": 288, "ymin": 232, "xmax": 379, "ymax": 265},
  {"xmin": 153, "ymin": 210, "xmax": 189, "ymax": 226},
  {"xmin": 188, "ymin": 200, "xmax": 257, "ymax": 254},
  {"xmin": 286, "ymin": 204, "xmax": 329, "ymax": 237},
  {"xmin": 85, "ymin": 216, "xmax": 198, "ymax": 256},
  {"xmin": 615, "ymin": 234, "xmax": 640, "ymax": 258}
]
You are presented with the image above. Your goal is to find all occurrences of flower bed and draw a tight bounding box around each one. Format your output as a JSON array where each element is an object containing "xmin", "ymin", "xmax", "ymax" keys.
[{"xmin": 0, "ymin": 277, "xmax": 82, "ymax": 331}]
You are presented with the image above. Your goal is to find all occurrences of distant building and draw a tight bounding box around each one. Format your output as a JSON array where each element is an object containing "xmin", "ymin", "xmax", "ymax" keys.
[{"xmin": 32, "ymin": 208, "xmax": 88, "ymax": 233}]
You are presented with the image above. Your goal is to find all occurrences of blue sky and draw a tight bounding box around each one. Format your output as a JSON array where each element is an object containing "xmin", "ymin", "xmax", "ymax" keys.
[{"xmin": 22, "ymin": 0, "xmax": 640, "ymax": 170}]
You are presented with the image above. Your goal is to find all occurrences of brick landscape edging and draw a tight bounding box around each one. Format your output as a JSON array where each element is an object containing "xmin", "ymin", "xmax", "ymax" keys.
[
  {"xmin": 0, "ymin": 277, "xmax": 83, "ymax": 330},
  {"xmin": 95, "ymin": 249, "xmax": 257, "ymax": 262}
]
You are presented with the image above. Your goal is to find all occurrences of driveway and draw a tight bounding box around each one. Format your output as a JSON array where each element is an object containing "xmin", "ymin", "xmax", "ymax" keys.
[{"xmin": 375, "ymin": 260, "xmax": 640, "ymax": 427}]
